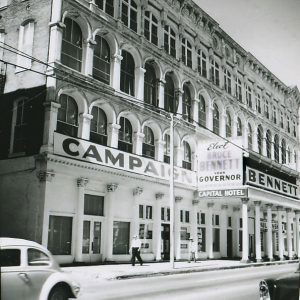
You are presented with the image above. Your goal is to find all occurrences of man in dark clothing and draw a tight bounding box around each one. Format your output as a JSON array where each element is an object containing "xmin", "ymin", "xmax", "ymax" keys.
[{"xmin": 130, "ymin": 235, "xmax": 143, "ymax": 266}]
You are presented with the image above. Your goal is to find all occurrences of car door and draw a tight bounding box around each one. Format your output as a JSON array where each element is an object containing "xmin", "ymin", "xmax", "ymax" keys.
[{"xmin": 0, "ymin": 247, "xmax": 28, "ymax": 300}]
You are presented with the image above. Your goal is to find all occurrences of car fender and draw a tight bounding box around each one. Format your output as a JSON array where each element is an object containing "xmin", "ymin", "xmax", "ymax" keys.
[{"xmin": 39, "ymin": 271, "xmax": 76, "ymax": 300}]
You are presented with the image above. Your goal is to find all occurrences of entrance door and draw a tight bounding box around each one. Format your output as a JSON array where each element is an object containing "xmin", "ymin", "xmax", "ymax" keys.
[
  {"xmin": 227, "ymin": 229, "xmax": 233, "ymax": 258},
  {"xmin": 161, "ymin": 224, "xmax": 170, "ymax": 261},
  {"xmin": 82, "ymin": 219, "xmax": 102, "ymax": 263},
  {"xmin": 249, "ymin": 234, "xmax": 254, "ymax": 259}
]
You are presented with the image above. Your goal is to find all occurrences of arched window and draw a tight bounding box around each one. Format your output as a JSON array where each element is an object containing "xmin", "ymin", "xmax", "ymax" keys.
[
  {"xmin": 264, "ymin": 98, "xmax": 270, "ymax": 119},
  {"xmin": 120, "ymin": 50, "xmax": 135, "ymax": 96},
  {"xmin": 287, "ymin": 146, "xmax": 291, "ymax": 163},
  {"xmin": 224, "ymin": 70, "xmax": 232, "ymax": 94},
  {"xmin": 164, "ymin": 25, "xmax": 176, "ymax": 58},
  {"xmin": 287, "ymin": 116, "xmax": 291, "ymax": 134},
  {"xmin": 57, "ymin": 94, "xmax": 78, "ymax": 137},
  {"xmin": 181, "ymin": 38, "xmax": 192, "ymax": 68},
  {"xmin": 182, "ymin": 84, "xmax": 192, "ymax": 122},
  {"xmin": 266, "ymin": 130, "xmax": 271, "ymax": 159},
  {"xmin": 118, "ymin": 117, "xmax": 133, "ymax": 153},
  {"xmin": 237, "ymin": 117, "xmax": 242, "ymax": 137},
  {"xmin": 198, "ymin": 95, "xmax": 206, "ymax": 127},
  {"xmin": 95, "ymin": 0, "xmax": 114, "ymax": 16},
  {"xmin": 294, "ymin": 150, "xmax": 297, "ymax": 165},
  {"xmin": 197, "ymin": 50, "xmax": 207, "ymax": 78},
  {"xmin": 257, "ymin": 125, "xmax": 263, "ymax": 155},
  {"xmin": 272, "ymin": 106, "xmax": 277, "ymax": 124},
  {"xmin": 121, "ymin": 0, "xmax": 137, "ymax": 32},
  {"xmin": 293, "ymin": 121, "xmax": 297, "ymax": 137},
  {"xmin": 93, "ymin": 35, "xmax": 110, "ymax": 84},
  {"xmin": 246, "ymin": 84, "xmax": 252, "ymax": 108},
  {"xmin": 142, "ymin": 126, "xmax": 155, "ymax": 159},
  {"xmin": 61, "ymin": 18, "xmax": 82, "ymax": 72},
  {"xmin": 280, "ymin": 111, "xmax": 284, "ymax": 129},
  {"xmin": 210, "ymin": 60, "xmax": 220, "ymax": 86},
  {"xmin": 226, "ymin": 111, "xmax": 232, "ymax": 138},
  {"xmin": 164, "ymin": 73, "xmax": 175, "ymax": 113},
  {"xmin": 256, "ymin": 93, "xmax": 261, "ymax": 113},
  {"xmin": 144, "ymin": 11, "xmax": 158, "ymax": 46},
  {"xmin": 248, "ymin": 124, "xmax": 253, "ymax": 150},
  {"xmin": 281, "ymin": 139, "xmax": 286, "ymax": 163},
  {"xmin": 163, "ymin": 134, "xmax": 170, "ymax": 163},
  {"xmin": 90, "ymin": 107, "xmax": 107, "ymax": 146},
  {"xmin": 274, "ymin": 135, "xmax": 279, "ymax": 163},
  {"xmin": 213, "ymin": 103, "xmax": 220, "ymax": 135},
  {"xmin": 144, "ymin": 62, "xmax": 157, "ymax": 107},
  {"xmin": 182, "ymin": 141, "xmax": 191, "ymax": 170},
  {"xmin": 235, "ymin": 78, "xmax": 242, "ymax": 102}
]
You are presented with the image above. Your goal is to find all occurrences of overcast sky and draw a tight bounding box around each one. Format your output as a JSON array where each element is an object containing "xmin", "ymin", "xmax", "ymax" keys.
[{"xmin": 193, "ymin": 0, "xmax": 300, "ymax": 89}]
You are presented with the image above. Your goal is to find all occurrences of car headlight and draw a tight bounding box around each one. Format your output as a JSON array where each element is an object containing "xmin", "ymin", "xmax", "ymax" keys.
[
  {"xmin": 259, "ymin": 281, "xmax": 271, "ymax": 300},
  {"xmin": 72, "ymin": 282, "xmax": 80, "ymax": 297}
]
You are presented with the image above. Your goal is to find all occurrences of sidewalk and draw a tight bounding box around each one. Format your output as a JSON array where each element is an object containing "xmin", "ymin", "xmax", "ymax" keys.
[{"xmin": 62, "ymin": 259, "xmax": 299, "ymax": 282}]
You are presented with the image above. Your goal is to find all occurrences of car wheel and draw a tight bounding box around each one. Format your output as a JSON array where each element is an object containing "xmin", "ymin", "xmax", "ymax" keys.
[
  {"xmin": 259, "ymin": 281, "xmax": 271, "ymax": 300},
  {"xmin": 48, "ymin": 286, "xmax": 69, "ymax": 300}
]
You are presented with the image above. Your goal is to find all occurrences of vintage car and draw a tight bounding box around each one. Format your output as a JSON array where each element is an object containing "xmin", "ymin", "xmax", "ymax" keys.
[
  {"xmin": 0, "ymin": 238, "xmax": 80, "ymax": 300},
  {"xmin": 259, "ymin": 263, "xmax": 300, "ymax": 300}
]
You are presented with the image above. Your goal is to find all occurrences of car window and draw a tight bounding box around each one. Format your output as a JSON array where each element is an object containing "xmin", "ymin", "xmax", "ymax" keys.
[
  {"xmin": 27, "ymin": 248, "xmax": 50, "ymax": 266},
  {"xmin": 0, "ymin": 249, "xmax": 21, "ymax": 267}
]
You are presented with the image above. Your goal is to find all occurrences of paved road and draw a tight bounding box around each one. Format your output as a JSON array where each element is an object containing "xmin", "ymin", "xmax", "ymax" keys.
[{"xmin": 76, "ymin": 263, "xmax": 297, "ymax": 299}]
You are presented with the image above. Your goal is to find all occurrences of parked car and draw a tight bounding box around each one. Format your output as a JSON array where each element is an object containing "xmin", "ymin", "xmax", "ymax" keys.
[
  {"xmin": 259, "ymin": 263, "xmax": 300, "ymax": 300},
  {"xmin": 0, "ymin": 238, "xmax": 80, "ymax": 300}
]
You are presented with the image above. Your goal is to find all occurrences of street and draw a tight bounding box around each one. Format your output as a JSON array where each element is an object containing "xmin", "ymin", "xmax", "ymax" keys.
[{"xmin": 76, "ymin": 263, "xmax": 297, "ymax": 300}]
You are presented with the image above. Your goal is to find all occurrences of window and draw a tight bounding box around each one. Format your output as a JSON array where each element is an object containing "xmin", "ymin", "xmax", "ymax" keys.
[
  {"xmin": 144, "ymin": 62, "xmax": 157, "ymax": 107},
  {"xmin": 246, "ymin": 84, "xmax": 252, "ymax": 108},
  {"xmin": 144, "ymin": 11, "xmax": 158, "ymax": 46},
  {"xmin": 181, "ymin": 38, "xmax": 192, "ymax": 68},
  {"xmin": 294, "ymin": 150, "xmax": 297, "ymax": 165},
  {"xmin": 257, "ymin": 126, "xmax": 263, "ymax": 155},
  {"xmin": 239, "ymin": 230, "xmax": 243, "ymax": 251},
  {"xmin": 198, "ymin": 227, "xmax": 206, "ymax": 251},
  {"xmin": 142, "ymin": 126, "xmax": 155, "ymax": 159},
  {"xmin": 113, "ymin": 221, "xmax": 130, "ymax": 254},
  {"xmin": 185, "ymin": 211, "xmax": 190, "ymax": 223},
  {"xmin": 180, "ymin": 227, "xmax": 190, "ymax": 240},
  {"xmin": 265, "ymin": 98, "xmax": 270, "ymax": 119},
  {"xmin": 182, "ymin": 141, "xmax": 191, "ymax": 170},
  {"xmin": 274, "ymin": 135, "xmax": 279, "ymax": 162},
  {"xmin": 256, "ymin": 93, "xmax": 261, "ymax": 113},
  {"xmin": 182, "ymin": 84, "xmax": 192, "ymax": 122},
  {"xmin": 146, "ymin": 206, "xmax": 152, "ymax": 219},
  {"xmin": 139, "ymin": 205, "xmax": 153, "ymax": 220},
  {"xmin": 226, "ymin": 111, "xmax": 232, "ymax": 138},
  {"xmin": 164, "ymin": 134, "xmax": 170, "ymax": 163},
  {"xmin": 281, "ymin": 139, "xmax": 286, "ymax": 164},
  {"xmin": 200, "ymin": 213, "xmax": 205, "ymax": 225},
  {"xmin": 57, "ymin": 94, "xmax": 78, "ymax": 138},
  {"xmin": 272, "ymin": 106, "xmax": 277, "ymax": 124},
  {"xmin": 212, "ymin": 214, "xmax": 219, "ymax": 226},
  {"xmin": 237, "ymin": 117, "xmax": 242, "ymax": 137},
  {"xmin": 213, "ymin": 228, "xmax": 220, "ymax": 252},
  {"xmin": 164, "ymin": 25, "xmax": 176, "ymax": 58},
  {"xmin": 224, "ymin": 70, "xmax": 232, "ymax": 94},
  {"xmin": 161, "ymin": 207, "xmax": 170, "ymax": 221},
  {"xmin": 280, "ymin": 111, "xmax": 284, "ymax": 129},
  {"xmin": 90, "ymin": 106, "xmax": 107, "ymax": 146},
  {"xmin": 248, "ymin": 124, "xmax": 253, "ymax": 151},
  {"xmin": 235, "ymin": 78, "xmax": 242, "ymax": 102},
  {"xmin": 118, "ymin": 117, "xmax": 132, "ymax": 153},
  {"xmin": 93, "ymin": 36, "xmax": 110, "ymax": 84},
  {"xmin": 120, "ymin": 50, "xmax": 135, "ymax": 96},
  {"xmin": 139, "ymin": 204, "xmax": 144, "ymax": 218},
  {"xmin": 0, "ymin": 249, "xmax": 20, "ymax": 267},
  {"xmin": 293, "ymin": 121, "xmax": 297, "ymax": 137},
  {"xmin": 16, "ymin": 20, "xmax": 35, "ymax": 72},
  {"xmin": 139, "ymin": 223, "xmax": 152, "ymax": 240},
  {"xmin": 287, "ymin": 116, "xmax": 291, "ymax": 134},
  {"xmin": 84, "ymin": 194, "xmax": 104, "ymax": 216},
  {"xmin": 213, "ymin": 103, "xmax": 220, "ymax": 135},
  {"xmin": 121, "ymin": 0, "xmax": 137, "ymax": 32},
  {"xmin": 198, "ymin": 95, "xmax": 206, "ymax": 127},
  {"xmin": 266, "ymin": 130, "xmax": 271, "ymax": 159},
  {"xmin": 228, "ymin": 217, "xmax": 232, "ymax": 227},
  {"xmin": 287, "ymin": 147, "xmax": 291, "ymax": 163},
  {"xmin": 27, "ymin": 249, "xmax": 50, "ymax": 266},
  {"xmin": 197, "ymin": 50, "xmax": 207, "ymax": 78},
  {"xmin": 61, "ymin": 18, "xmax": 82, "ymax": 72},
  {"xmin": 164, "ymin": 73, "xmax": 175, "ymax": 113},
  {"xmin": 95, "ymin": 0, "xmax": 114, "ymax": 16},
  {"xmin": 48, "ymin": 216, "xmax": 73, "ymax": 255},
  {"xmin": 210, "ymin": 60, "xmax": 219, "ymax": 86}
]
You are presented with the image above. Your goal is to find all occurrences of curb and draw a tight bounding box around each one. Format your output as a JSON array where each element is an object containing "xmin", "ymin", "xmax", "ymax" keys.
[{"xmin": 115, "ymin": 259, "xmax": 299, "ymax": 280}]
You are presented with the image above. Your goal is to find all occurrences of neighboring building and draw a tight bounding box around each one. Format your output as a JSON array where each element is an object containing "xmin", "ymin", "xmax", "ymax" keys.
[{"xmin": 0, "ymin": 0, "xmax": 300, "ymax": 264}]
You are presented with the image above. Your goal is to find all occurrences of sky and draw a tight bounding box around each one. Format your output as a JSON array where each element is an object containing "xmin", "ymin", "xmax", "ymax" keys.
[{"xmin": 193, "ymin": 0, "xmax": 300, "ymax": 89}]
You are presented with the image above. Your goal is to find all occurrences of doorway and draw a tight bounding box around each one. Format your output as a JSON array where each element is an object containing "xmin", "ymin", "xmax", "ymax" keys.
[
  {"xmin": 161, "ymin": 224, "xmax": 170, "ymax": 261},
  {"xmin": 249, "ymin": 234, "xmax": 255, "ymax": 259},
  {"xmin": 227, "ymin": 229, "xmax": 233, "ymax": 258}
]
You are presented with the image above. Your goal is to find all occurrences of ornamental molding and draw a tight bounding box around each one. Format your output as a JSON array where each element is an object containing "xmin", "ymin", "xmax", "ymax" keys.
[
  {"xmin": 107, "ymin": 183, "xmax": 118, "ymax": 192},
  {"xmin": 155, "ymin": 193, "xmax": 164, "ymax": 200},
  {"xmin": 77, "ymin": 177, "xmax": 88, "ymax": 187},
  {"xmin": 37, "ymin": 171, "xmax": 55, "ymax": 182},
  {"xmin": 133, "ymin": 187, "xmax": 143, "ymax": 196}
]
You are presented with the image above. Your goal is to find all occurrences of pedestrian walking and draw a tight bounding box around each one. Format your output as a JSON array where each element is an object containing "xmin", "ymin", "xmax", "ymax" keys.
[
  {"xmin": 189, "ymin": 238, "xmax": 197, "ymax": 263},
  {"xmin": 130, "ymin": 235, "xmax": 143, "ymax": 266}
]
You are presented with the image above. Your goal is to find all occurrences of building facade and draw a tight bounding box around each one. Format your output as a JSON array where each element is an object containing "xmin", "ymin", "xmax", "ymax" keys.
[{"xmin": 0, "ymin": 0, "xmax": 300, "ymax": 264}]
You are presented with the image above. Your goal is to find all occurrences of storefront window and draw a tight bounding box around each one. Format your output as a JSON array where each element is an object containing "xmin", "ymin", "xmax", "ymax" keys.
[
  {"xmin": 113, "ymin": 221, "xmax": 130, "ymax": 254},
  {"xmin": 84, "ymin": 194, "xmax": 104, "ymax": 216},
  {"xmin": 213, "ymin": 228, "xmax": 220, "ymax": 252},
  {"xmin": 197, "ymin": 227, "xmax": 206, "ymax": 252}
]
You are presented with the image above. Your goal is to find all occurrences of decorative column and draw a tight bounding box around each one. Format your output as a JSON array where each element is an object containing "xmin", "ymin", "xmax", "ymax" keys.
[
  {"xmin": 233, "ymin": 207, "xmax": 240, "ymax": 257},
  {"xmin": 75, "ymin": 177, "xmax": 89, "ymax": 262},
  {"xmin": 84, "ymin": 39, "xmax": 96, "ymax": 76},
  {"xmin": 254, "ymin": 201, "xmax": 262, "ymax": 262},
  {"xmin": 241, "ymin": 198, "xmax": 249, "ymax": 263},
  {"xmin": 133, "ymin": 132, "xmax": 145, "ymax": 155},
  {"xmin": 295, "ymin": 210, "xmax": 300, "ymax": 258},
  {"xmin": 286, "ymin": 208, "xmax": 293, "ymax": 259},
  {"xmin": 232, "ymin": 116, "xmax": 238, "ymax": 138},
  {"xmin": 105, "ymin": 183, "xmax": 118, "ymax": 261},
  {"xmin": 253, "ymin": 130, "xmax": 259, "ymax": 153},
  {"xmin": 48, "ymin": 22, "xmax": 64, "ymax": 65},
  {"xmin": 192, "ymin": 98, "xmax": 199, "ymax": 125},
  {"xmin": 207, "ymin": 202, "xmax": 214, "ymax": 259},
  {"xmin": 107, "ymin": 123, "xmax": 120, "ymax": 148},
  {"xmin": 174, "ymin": 146, "xmax": 183, "ymax": 168},
  {"xmin": 135, "ymin": 67, "xmax": 146, "ymax": 101},
  {"xmin": 154, "ymin": 193, "xmax": 164, "ymax": 261},
  {"xmin": 220, "ymin": 205, "xmax": 228, "ymax": 257},
  {"xmin": 266, "ymin": 204, "xmax": 274, "ymax": 261},
  {"xmin": 262, "ymin": 132, "xmax": 267, "ymax": 157},
  {"xmin": 155, "ymin": 139, "xmax": 165, "ymax": 162},
  {"xmin": 78, "ymin": 113, "xmax": 93, "ymax": 139},
  {"xmin": 175, "ymin": 196, "xmax": 182, "ymax": 260},
  {"xmin": 175, "ymin": 89, "xmax": 183, "ymax": 116},
  {"xmin": 277, "ymin": 206, "xmax": 284, "ymax": 260},
  {"xmin": 132, "ymin": 187, "xmax": 143, "ymax": 237},
  {"xmin": 40, "ymin": 101, "xmax": 61, "ymax": 153},
  {"xmin": 191, "ymin": 200, "xmax": 199, "ymax": 260},
  {"xmin": 220, "ymin": 111, "xmax": 227, "ymax": 138},
  {"xmin": 158, "ymin": 80, "xmax": 165, "ymax": 109},
  {"xmin": 206, "ymin": 103, "xmax": 213, "ymax": 131},
  {"xmin": 111, "ymin": 54, "xmax": 123, "ymax": 90}
]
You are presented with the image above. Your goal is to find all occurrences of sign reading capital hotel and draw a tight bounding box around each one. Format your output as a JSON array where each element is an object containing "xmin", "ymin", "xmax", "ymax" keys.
[
  {"xmin": 198, "ymin": 139, "xmax": 243, "ymax": 190},
  {"xmin": 54, "ymin": 133, "xmax": 197, "ymax": 186}
]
